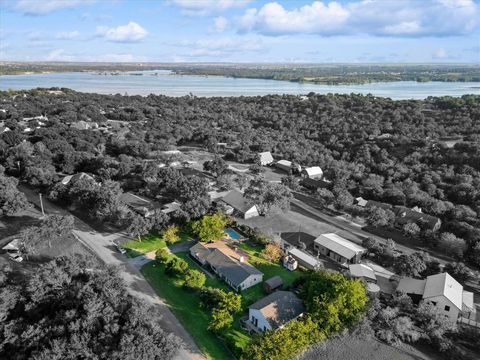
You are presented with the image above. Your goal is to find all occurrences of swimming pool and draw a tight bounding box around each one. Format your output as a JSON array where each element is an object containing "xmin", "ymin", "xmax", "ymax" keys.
[{"xmin": 224, "ymin": 228, "xmax": 243, "ymax": 240}]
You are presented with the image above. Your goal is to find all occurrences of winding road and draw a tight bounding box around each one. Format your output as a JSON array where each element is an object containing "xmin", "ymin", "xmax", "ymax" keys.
[{"xmin": 18, "ymin": 185, "xmax": 205, "ymax": 360}]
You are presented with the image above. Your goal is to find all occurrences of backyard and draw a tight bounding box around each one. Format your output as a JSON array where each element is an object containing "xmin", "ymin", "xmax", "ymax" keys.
[{"xmin": 141, "ymin": 240, "xmax": 305, "ymax": 359}]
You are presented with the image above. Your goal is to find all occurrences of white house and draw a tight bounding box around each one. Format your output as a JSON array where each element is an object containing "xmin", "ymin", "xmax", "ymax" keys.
[
  {"xmin": 61, "ymin": 172, "xmax": 94, "ymax": 186},
  {"xmin": 314, "ymin": 233, "xmax": 366, "ymax": 266},
  {"xmin": 248, "ymin": 291, "xmax": 305, "ymax": 332},
  {"xmin": 397, "ymin": 272, "xmax": 475, "ymax": 323},
  {"xmin": 283, "ymin": 254, "xmax": 298, "ymax": 271},
  {"xmin": 301, "ymin": 166, "xmax": 323, "ymax": 179},
  {"xmin": 220, "ymin": 189, "xmax": 259, "ymax": 219},
  {"xmin": 258, "ymin": 151, "xmax": 274, "ymax": 166}
]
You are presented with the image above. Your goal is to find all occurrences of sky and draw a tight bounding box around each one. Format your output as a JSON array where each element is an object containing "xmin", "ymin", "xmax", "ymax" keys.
[{"xmin": 0, "ymin": 0, "xmax": 479, "ymax": 63}]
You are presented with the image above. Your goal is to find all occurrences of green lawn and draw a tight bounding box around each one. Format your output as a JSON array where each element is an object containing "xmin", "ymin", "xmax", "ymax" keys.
[
  {"xmin": 141, "ymin": 242, "xmax": 305, "ymax": 359},
  {"xmin": 123, "ymin": 231, "xmax": 190, "ymax": 258},
  {"xmin": 142, "ymin": 255, "xmax": 237, "ymax": 360}
]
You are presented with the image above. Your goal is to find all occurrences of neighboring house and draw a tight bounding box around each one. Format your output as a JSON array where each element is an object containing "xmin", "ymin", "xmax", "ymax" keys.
[
  {"xmin": 248, "ymin": 291, "xmax": 305, "ymax": 332},
  {"xmin": 161, "ymin": 201, "xmax": 182, "ymax": 215},
  {"xmin": 61, "ymin": 172, "xmax": 94, "ymax": 186},
  {"xmin": 283, "ymin": 255, "xmax": 298, "ymax": 271},
  {"xmin": 397, "ymin": 272, "xmax": 475, "ymax": 323},
  {"xmin": 393, "ymin": 206, "xmax": 441, "ymax": 232},
  {"xmin": 301, "ymin": 166, "xmax": 323, "ymax": 179},
  {"xmin": 355, "ymin": 197, "xmax": 368, "ymax": 207},
  {"xmin": 1, "ymin": 238, "xmax": 20, "ymax": 253},
  {"xmin": 288, "ymin": 247, "xmax": 322, "ymax": 270},
  {"xmin": 0, "ymin": 126, "xmax": 10, "ymax": 133},
  {"xmin": 314, "ymin": 233, "xmax": 366, "ymax": 266},
  {"xmin": 263, "ymin": 276, "xmax": 283, "ymax": 293},
  {"xmin": 275, "ymin": 160, "xmax": 301, "ymax": 173},
  {"xmin": 220, "ymin": 189, "xmax": 259, "ymax": 219},
  {"xmin": 190, "ymin": 242, "xmax": 263, "ymax": 291},
  {"xmin": 349, "ymin": 263, "xmax": 377, "ymax": 283},
  {"xmin": 258, "ymin": 151, "xmax": 274, "ymax": 166},
  {"xmin": 365, "ymin": 201, "xmax": 441, "ymax": 232},
  {"xmin": 120, "ymin": 192, "xmax": 160, "ymax": 218},
  {"xmin": 70, "ymin": 121, "xmax": 98, "ymax": 130},
  {"xmin": 301, "ymin": 177, "xmax": 331, "ymax": 190},
  {"xmin": 160, "ymin": 149, "xmax": 181, "ymax": 155}
]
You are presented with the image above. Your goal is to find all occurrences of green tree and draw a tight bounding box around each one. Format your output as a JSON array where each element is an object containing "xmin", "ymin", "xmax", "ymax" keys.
[
  {"xmin": 208, "ymin": 308, "xmax": 233, "ymax": 333},
  {"xmin": 366, "ymin": 207, "xmax": 395, "ymax": 228},
  {"xmin": 183, "ymin": 269, "xmax": 206, "ymax": 290},
  {"xmin": 163, "ymin": 225, "xmax": 180, "ymax": 245},
  {"xmin": 439, "ymin": 232, "xmax": 466, "ymax": 259},
  {"xmin": 127, "ymin": 214, "xmax": 151, "ymax": 242},
  {"xmin": 0, "ymin": 255, "xmax": 180, "ymax": 359},
  {"xmin": 165, "ymin": 257, "xmax": 188, "ymax": 276},
  {"xmin": 0, "ymin": 166, "xmax": 30, "ymax": 216},
  {"xmin": 192, "ymin": 212, "xmax": 228, "ymax": 242},
  {"xmin": 403, "ymin": 222, "xmax": 421, "ymax": 238},
  {"xmin": 244, "ymin": 178, "xmax": 292, "ymax": 215},
  {"xmin": 394, "ymin": 252, "xmax": 429, "ymax": 278}
]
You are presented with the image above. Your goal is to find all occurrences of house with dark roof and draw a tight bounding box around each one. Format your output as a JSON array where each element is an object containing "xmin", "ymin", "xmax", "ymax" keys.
[
  {"xmin": 220, "ymin": 189, "xmax": 259, "ymax": 219},
  {"xmin": 120, "ymin": 192, "xmax": 161, "ymax": 218},
  {"xmin": 393, "ymin": 206, "xmax": 441, "ymax": 232},
  {"xmin": 190, "ymin": 242, "xmax": 263, "ymax": 291},
  {"xmin": 248, "ymin": 291, "xmax": 305, "ymax": 332},
  {"xmin": 301, "ymin": 177, "xmax": 331, "ymax": 191}
]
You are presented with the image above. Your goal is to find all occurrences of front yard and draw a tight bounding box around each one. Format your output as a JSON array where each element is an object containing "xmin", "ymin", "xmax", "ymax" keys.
[
  {"xmin": 141, "ymin": 242, "xmax": 305, "ymax": 359},
  {"xmin": 123, "ymin": 231, "xmax": 190, "ymax": 257}
]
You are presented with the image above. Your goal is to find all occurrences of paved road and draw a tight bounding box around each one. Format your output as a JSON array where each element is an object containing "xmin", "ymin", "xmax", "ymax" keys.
[
  {"xmin": 290, "ymin": 194, "xmax": 449, "ymax": 266},
  {"xmin": 19, "ymin": 185, "xmax": 205, "ymax": 360}
]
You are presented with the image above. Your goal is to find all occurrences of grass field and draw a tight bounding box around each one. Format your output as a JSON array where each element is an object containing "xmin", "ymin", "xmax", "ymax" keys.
[
  {"xmin": 142, "ymin": 257, "xmax": 235, "ymax": 360},
  {"xmin": 141, "ymin": 238, "xmax": 307, "ymax": 359},
  {"xmin": 123, "ymin": 231, "xmax": 190, "ymax": 257}
]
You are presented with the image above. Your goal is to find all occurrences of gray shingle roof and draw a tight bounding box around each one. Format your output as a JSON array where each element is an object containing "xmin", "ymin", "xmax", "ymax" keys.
[
  {"xmin": 221, "ymin": 189, "xmax": 256, "ymax": 214},
  {"xmin": 206, "ymin": 249, "xmax": 262, "ymax": 288},
  {"xmin": 249, "ymin": 291, "xmax": 305, "ymax": 329}
]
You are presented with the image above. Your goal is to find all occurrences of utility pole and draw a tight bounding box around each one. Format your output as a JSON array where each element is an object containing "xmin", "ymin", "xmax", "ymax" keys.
[{"xmin": 39, "ymin": 193, "xmax": 45, "ymax": 216}]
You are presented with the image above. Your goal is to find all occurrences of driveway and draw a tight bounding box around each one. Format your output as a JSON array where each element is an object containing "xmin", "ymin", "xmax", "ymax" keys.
[
  {"xmin": 168, "ymin": 239, "xmax": 196, "ymax": 254},
  {"xmin": 19, "ymin": 185, "xmax": 205, "ymax": 360}
]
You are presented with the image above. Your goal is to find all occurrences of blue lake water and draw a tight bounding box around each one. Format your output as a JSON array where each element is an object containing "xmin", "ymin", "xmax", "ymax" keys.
[{"xmin": 0, "ymin": 70, "xmax": 479, "ymax": 99}]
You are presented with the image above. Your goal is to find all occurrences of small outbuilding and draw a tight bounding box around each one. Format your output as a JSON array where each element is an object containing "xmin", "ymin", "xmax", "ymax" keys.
[
  {"xmin": 264, "ymin": 276, "xmax": 283, "ymax": 293},
  {"xmin": 283, "ymin": 254, "xmax": 298, "ymax": 271},
  {"xmin": 314, "ymin": 233, "xmax": 366, "ymax": 266},
  {"xmin": 288, "ymin": 247, "xmax": 322, "ymax": 270},
  {"xmin": 258, "ymin": 151, "xmax": 274, "ymax": 166},
  {"xmin": 220, "ymin": 189, "xmax": 259, "ymax": 219}
]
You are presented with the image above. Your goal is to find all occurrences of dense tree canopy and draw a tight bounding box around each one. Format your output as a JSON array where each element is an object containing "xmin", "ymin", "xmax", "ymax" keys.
[{"xmin": 0, "ymin": 255, "xmax": 180, "ymax": 360}]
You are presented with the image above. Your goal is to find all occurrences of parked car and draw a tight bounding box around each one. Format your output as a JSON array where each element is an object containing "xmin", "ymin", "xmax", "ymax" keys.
[
  {"xmin": 8, "ymin": 253, "xmax": 23, "ymax": 262},
  {"xmin": 115, "ymin": 244, "xmax": 127, "ymax": 255}
]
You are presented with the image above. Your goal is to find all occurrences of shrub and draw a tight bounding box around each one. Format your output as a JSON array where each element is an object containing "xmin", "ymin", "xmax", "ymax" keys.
[
  {"xmin": 155, "ymin": 247, "xmax": 170, "ymax": 264},
  {"xmin": 208, "ymin": 308, "xmax": 233, "ymax": 333}
]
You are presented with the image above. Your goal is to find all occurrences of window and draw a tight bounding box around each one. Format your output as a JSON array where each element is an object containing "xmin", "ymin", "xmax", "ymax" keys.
[
  {"xmin": 444, "ymin": 305, "xmax": 450, "ymax": 312},
  {"xmin": 431, "ymin": 301, "xmax": 437, "ymax": 306}
]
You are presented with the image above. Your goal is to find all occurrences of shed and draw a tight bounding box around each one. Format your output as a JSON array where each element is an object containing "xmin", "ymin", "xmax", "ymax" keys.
[
  {"xmin": 288, "ymin": 247, "xmax": 321, "ymax": 270},
  {"xmin": 349, "ymin": 264, "xmax": 377, "ymax": 283},
  {"xmin": 258, "ymin": 151, "xmax": 274, "ymax": 166},
  {"xmin": 314, "ymin": 233, "xmax": 366, "ymax": 266},
  {"xmin": 263, "ymin": 276, "xmax": 283, "ymax": 293}
]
